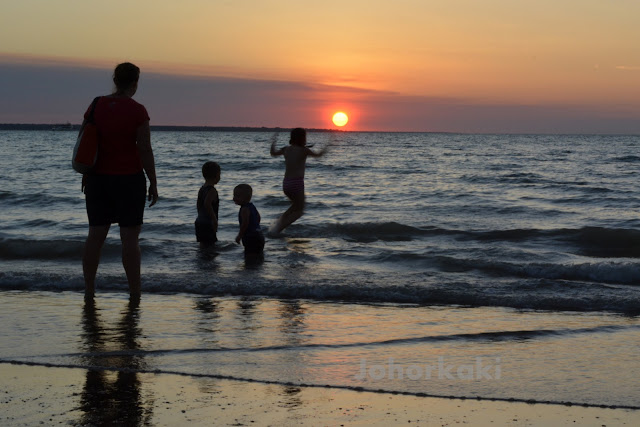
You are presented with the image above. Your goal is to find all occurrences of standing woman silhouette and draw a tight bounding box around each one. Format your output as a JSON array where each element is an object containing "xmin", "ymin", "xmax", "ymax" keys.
[{"xmin": 81, "ymin": 62, "xmax": 158, "ymax": 301}]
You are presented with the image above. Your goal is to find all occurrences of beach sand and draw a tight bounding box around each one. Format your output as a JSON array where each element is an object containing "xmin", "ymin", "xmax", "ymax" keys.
[{"xmin": 2, "ymin": 363, "xmax": 638, "ymax": 426}]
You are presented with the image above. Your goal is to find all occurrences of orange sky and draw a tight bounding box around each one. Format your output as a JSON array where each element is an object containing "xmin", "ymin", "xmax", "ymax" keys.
[{"xmin": 1, "ymin": 0, "xmax": 639, "ymax": 132}]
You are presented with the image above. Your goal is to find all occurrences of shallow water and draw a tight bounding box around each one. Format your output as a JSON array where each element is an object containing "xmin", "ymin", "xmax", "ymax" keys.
[{"xmin": 1, "ymin": 131, "xmax": 640, "ymax": 313}]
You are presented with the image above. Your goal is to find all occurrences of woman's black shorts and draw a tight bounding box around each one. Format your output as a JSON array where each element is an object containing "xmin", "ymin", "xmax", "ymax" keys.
[{"xmin": 85, "ymin": 172, "xmax": 146, "ymax": 227}]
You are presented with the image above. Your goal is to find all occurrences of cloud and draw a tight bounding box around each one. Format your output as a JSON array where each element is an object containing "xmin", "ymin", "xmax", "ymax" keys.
[
  {"xmin": 616, "ymin": 65, "xmax": 640, "ymax": 71},
  {"xmin": 1, "ymin": 57, "xmax": 639, "ymax": 134}
]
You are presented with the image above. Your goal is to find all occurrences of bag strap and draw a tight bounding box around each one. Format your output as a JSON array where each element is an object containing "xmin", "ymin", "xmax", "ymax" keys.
[
  {"xmin": 77, "ymin": 97, "xmax": 101, "ymax": 139},
  {"xmin": 86, "ymin": 96, "xmax": 101, "ymax": 124}
]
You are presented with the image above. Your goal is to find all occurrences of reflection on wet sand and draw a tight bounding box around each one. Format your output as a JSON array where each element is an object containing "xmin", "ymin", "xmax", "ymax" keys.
[
  {"xmin": 192, "ymin": 296, "xmax": 222, "ymax": 395},
  {"xmin": 276, "ymin": 300, "xmax": 306, "ymax": 410},
  {"xmin": 278, "ymin": 300, "xmax": 306, "ymax": 345},
  {"xmin": 76, "ymin": 296, "xmax": 315, "ymax": 424},
  {"xmin": 79, "ymin": 299, "xmax": 151, "ymax": 426},
  {"xmin": 192, "ymin": 297, "xmax": 310, "ymax": 413}
]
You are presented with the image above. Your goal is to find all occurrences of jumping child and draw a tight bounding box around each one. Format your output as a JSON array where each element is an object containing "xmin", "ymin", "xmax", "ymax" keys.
[{"xmin": 269, "ymin": 128, "xmax": 328, "ymax": 234}]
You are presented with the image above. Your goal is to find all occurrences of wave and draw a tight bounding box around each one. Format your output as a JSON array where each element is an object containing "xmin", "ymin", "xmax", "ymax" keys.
[
  {"xmin": 440, "ymin": 256, "xmax": 640, "ymax": 285},
  {"xmin": 0, "ymin": 237, "xmax": 136, "ymax": 260},
  {"xmin": 0, "ymin": 190, "xmax": 80, "ymax": 207},
  {"xmin": 323, "ymin": 222, "xmax": 430, "ymax": 242},
  {"xmin": 3, "ymin": 223, "xmax": 640, "ymax": 262},
  {"xmin": 612, "ymin": 155, "xmax": 640, "ymax": 163},
  {"xmin": 29, "ymin": 324, "xmax": 640, "ymax": 360},
  {"xmin": 291, "ymin": 223, "xmax": 640, "ymax": 257},
  {"xmin": 1, "ymin": 271, "xmax": 639, "ymax": 315},
  {"xmin": 566, "ymin": 226, "xmax": 640, "ymax": 258},
  {"xmin": 459, "ymin": 172, "xmax": 618, "ymax": 191},
  {"xmin": 0, "ymin": 237, "xmax": 85, "ymax": 260},
  {"xmin": 367, "ymin": 250, "xmax": 640, "ymax": 285}
]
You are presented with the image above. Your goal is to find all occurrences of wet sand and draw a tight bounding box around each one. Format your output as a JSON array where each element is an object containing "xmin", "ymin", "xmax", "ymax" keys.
[{"xmin": 2, "ymin": 363, "xmax": 638, "ymax": 426}]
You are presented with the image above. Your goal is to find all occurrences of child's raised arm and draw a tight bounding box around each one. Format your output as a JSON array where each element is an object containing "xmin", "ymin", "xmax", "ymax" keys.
[
  {"xmin": 270, "ymin": 133, "xmax": 284, "ymax": 156},
  {"xmin": 306, "ymin": 143, "xmax": 330, "ymax": 158}
]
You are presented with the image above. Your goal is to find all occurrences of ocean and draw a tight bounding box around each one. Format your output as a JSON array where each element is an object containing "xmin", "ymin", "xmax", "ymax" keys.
[{"xmin": 1, "ymin": 130, "xmax": 639, "ymax": 411}]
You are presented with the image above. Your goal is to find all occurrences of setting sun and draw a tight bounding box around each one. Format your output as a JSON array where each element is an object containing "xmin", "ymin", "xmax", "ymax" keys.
[{"xmin": 332, "ymin": 112, "xmax": 348, "ymax": 127}]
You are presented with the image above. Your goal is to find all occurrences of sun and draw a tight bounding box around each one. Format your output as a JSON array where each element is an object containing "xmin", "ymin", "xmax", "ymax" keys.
[{"xmin": 332, "ymin": 111, "xmax": 349, "ymax": 127}]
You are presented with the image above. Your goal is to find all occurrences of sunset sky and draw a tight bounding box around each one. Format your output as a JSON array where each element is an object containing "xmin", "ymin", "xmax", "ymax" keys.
[{"xmin": 1, "ymin": 0, "xmax": 639, "ymax": 133}]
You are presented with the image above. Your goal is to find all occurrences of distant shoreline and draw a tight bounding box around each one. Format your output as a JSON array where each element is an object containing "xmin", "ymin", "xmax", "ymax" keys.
[{"xmin": 0, "ymin": 123, "xmax": 346, "ymax": 132}]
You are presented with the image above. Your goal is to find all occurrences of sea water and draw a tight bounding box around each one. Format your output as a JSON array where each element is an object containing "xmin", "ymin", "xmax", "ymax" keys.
[{"xmin": 1, "ymin": 130, "xmax": 639, "ymax": 408}]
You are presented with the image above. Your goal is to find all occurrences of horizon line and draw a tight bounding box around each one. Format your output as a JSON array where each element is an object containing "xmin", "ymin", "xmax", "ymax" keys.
[{"xmin": 1, "ymin": 123, "xmax": 638, "ymax": 136}]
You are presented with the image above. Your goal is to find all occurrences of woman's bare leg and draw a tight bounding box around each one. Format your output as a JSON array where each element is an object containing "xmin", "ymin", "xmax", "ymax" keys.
[
  {"xmin": 120, "ymin": 225, "xmax": 142, "ymax": 299},
  {"xmin": 83, "ymin": 225, "xmax": 110, "ymax": 299}
]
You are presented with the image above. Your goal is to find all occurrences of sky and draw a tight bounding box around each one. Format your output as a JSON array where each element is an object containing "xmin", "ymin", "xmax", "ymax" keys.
[{"xmin": 1, "ymin": 0, "xmax": 639, "ymax": 133}]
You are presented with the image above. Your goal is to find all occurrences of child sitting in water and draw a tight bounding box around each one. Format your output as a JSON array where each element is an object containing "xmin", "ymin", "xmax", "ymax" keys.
[
  {"xmin": 233, "ymin": 184, "xmax": 265, "ymax": 258},
  {"xmin": 194, "ymin": 161, "xmax": 220, "ymax": 247},
  {"xmin": 269, "ymin": 128, "xmax": 328, "ymax": 234}
]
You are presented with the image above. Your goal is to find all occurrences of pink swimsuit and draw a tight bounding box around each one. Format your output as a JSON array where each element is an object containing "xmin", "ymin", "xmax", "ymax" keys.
[{"xmin": 283, "ymin": 176, "xmax": 304, "ymax": 198}]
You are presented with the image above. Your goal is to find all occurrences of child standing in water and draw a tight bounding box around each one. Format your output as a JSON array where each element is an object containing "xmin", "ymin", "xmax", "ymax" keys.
[
  {"xmin": 195, "ymin": 161, "xmax": 220, "ymax": 247},
  {"xmin": 234, "ymin": 184, "xmax": 265, "ymax": 258},
  {"xmin": 269, "ymin": 128, "xmax": 328, "ymax": 234}
]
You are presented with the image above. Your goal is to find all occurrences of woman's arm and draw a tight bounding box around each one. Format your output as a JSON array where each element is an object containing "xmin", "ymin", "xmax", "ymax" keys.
[
  {"xmin": 79, "ymin": 118, "xmax": 89, "ymax": 193},
  {"xmin": 136, "ymin": 120, "xmax": 158, "ymax": 207}
]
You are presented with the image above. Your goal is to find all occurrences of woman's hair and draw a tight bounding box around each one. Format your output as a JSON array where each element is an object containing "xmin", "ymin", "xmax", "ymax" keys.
[
  {"xmin": 289, "ymin": 128, "xmax": 307, "ymax": 146},
  {"xmin": 202, "ymin": 161, "xmax": 221, "ymax": 180},
  {"xmin": 113, "ymin": 62, "xmax": 140, "ymax": 93}
]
